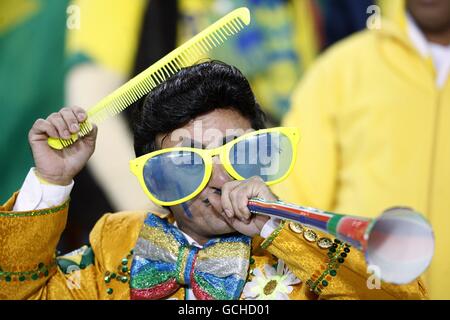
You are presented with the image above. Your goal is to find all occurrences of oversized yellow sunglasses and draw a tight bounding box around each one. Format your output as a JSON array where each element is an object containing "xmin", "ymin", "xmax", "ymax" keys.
[{"xmin": 130, "ymin": 127, "xmax": 300, "ymax": 206}]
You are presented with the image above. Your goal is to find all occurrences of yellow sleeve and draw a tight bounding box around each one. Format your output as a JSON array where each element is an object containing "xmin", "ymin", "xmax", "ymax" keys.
[
  {"xmin": 272, "ymin": 53, "xmax": 340, "ymax": 210},
  {"xmin": 0, "ymin": 193, "xmax": 103, "ymax": 299},
  {"xmin": 262, "ymin": 222, "xmax": 428, "ymax": 300}
]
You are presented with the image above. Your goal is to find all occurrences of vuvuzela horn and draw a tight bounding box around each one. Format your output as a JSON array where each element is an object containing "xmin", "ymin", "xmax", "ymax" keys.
[{"xmin": 248, "ymin": 198, "xmax": 434, "ymax": 285}]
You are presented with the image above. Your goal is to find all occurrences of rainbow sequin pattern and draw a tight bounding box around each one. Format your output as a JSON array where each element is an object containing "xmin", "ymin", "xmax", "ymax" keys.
[{"xmin": 129, "ymin": 214, "xmax": 251, "ymax": 300}]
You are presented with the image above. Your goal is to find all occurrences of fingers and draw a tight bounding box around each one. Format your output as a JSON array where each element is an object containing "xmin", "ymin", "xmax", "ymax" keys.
[
  {"xmin": 222, "ymin": 180, "xmax": 254, "ymax": 224},
  {"xmin": 221, "ymin": 180, "xmax": 242, "ymax": 218},
  {"xmin": 47, "ymin": 112, "xmax": 70, "ymax": 139},
  {"xmin": 29, "ymin": 118, "xmax": 59, "ymax": 140},
  {"xmin": 83, "ymin": 123, "xmax": 98, "ymax": 148},
  {"xmin": 60, "ymin": 107, "xmax": 81, "ymax": 134},
  {"xmin": 207, "ymin": 192, "xmax": 231, "ymax": 222},
  {"xmin": 29, "ymin": 106, "xmax": 90, "ymax": 147},
  {"xmin": 221, "ymin": 176, "xmax": 276, "ymax": 224},
  {"xmin": 72, "ymin": 106, "xmax": 87, "ymax": 122},
  {"xmin": 49, "ymin": 107, "xmax": 88, "ymax": 139},
  {"xmin": 230, "ymin": 184, "xmax": 252, "ymax": 222},
  {"xmin": 42, "ymin": 106, "xmax": 87, "ymax": 140}
]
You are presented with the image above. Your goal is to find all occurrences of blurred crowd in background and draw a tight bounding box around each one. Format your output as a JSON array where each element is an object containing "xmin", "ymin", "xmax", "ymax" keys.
[{"xmin": 1, "ymin": 0, "xmax": 449, "ymax": 299}]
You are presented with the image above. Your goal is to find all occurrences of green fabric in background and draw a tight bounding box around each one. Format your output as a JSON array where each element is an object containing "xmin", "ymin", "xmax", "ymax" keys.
[{"xmin": 0, "ymin": 0, "xmax": 69, "ymax": 202}]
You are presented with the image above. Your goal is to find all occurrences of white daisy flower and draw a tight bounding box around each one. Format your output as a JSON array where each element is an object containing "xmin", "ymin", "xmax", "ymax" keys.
[{"xmin": 242, "ymin": 260, "xmax": 301, "ymax": 300}]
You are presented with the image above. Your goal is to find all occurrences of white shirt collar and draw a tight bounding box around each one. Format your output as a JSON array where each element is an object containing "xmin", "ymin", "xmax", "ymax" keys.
[
  {"xmin": 407, "ymin": 13, "xmax": 429, "ymax": 57},
  {"xmin": 173, "ymin": 221, "xmax": 202, "ymax": 248},
  {"xmin": 407, "ymin": 13, "xmax": 450, "ymax": 88}
]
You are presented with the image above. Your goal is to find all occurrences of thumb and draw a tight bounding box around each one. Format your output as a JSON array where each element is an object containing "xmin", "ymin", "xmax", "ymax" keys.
[{"xmin": 82, "ymin": 123, "xmax": 98, "ymax": 147}]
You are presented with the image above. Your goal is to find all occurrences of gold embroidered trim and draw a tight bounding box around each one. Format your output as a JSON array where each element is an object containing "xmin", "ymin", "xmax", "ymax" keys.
[
  {"xmin": 0, "ymin": 199, "xmax": 69, "ymax": 218},
  {"xmin": 261, "ymin": 221, "xmax": 286, "ymax": 249}
]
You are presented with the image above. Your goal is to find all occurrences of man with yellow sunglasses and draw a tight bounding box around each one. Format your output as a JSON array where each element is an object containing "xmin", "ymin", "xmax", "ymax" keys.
[{"xmin": 0, "ymin": 61, "xmax": 425, "ymax": 300}]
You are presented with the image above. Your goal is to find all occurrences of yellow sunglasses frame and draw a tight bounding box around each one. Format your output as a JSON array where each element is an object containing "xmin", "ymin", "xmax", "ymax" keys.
[{"xmin": 129, "ymin": 127, "xmax": 300, "ymax": 206}]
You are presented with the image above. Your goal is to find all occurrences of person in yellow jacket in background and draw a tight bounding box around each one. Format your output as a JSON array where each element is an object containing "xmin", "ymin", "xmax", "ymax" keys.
[{"xmin": 273, "ymin": 0, "xmax": 450, "ymax": 299}]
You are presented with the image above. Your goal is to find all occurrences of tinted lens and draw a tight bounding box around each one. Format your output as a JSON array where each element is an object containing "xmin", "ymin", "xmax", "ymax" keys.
[
  {"xmin": 143, "ymin": 151, "xmax": 205, "ymax": 203},
  {"xmin": 229, "ymin": 132, "xmax": 293, "ymax": 182}
]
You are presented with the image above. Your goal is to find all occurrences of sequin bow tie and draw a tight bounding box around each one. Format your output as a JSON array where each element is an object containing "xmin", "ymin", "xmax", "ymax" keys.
[{"xmin": 130, "ymin": 214, "xmax": 251, "ymax": 300}]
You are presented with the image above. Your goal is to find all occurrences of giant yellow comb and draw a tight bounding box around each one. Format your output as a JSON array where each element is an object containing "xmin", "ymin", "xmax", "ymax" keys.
[{"xmin": 48, "ymin": 7, "xmax": 251, "ymax": 150}]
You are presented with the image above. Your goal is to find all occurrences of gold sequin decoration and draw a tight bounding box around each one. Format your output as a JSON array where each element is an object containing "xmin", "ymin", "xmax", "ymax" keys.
[
  {"xmin": 289, "ymin": 222, "xmax": 304, "ymax": 234},
  {"xmin": 317, "ymin": 237, "xmax": 333, "ymax": 249},
  {"xmin": 303, "ymin": 229, "xmax": 318, "ymax": 242},
  {"xmin": 288, "ymin": 223, "xmax": 333, "ymax": 251}
]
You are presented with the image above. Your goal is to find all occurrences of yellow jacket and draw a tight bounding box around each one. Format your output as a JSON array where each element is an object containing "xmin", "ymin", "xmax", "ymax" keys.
[
  {"xmin": 0, "ymin": 192, "xmax": 425, "ymax": 300},
  {"xmin": 273, "ymin": 19, "xmax": 450, "ymax": 299}
]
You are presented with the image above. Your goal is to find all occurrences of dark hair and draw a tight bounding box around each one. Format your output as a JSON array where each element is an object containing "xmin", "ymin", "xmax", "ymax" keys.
[{"xmin": 132, "ymin": 60, "xmax": 267, "ymax": 157}]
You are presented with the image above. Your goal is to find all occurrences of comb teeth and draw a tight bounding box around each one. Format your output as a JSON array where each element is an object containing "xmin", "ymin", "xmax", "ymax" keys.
[
  {"xmin": 48, "ymin": 7, "xmax": 251, "ymax": 150},
  {"xmin": 79, "ymin": 121, "xmax": 92, "ymax": 136},
  {"xmin": 60, "ymin": 138, "xmax": 74, "ymax": 148}
]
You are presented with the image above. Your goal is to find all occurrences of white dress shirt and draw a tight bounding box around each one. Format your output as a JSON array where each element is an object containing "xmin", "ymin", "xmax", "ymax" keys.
[{"xmin": 407, "ymin": 13, "xmax": 450, "ymax": 89}]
